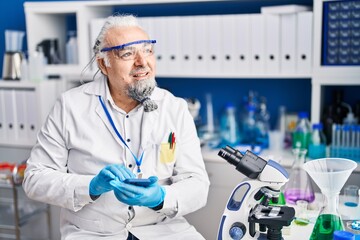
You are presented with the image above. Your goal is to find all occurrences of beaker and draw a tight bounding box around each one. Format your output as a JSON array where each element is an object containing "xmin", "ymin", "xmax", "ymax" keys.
[
  {"xmin": 284, "ymin": 148, "xmax": 315, "ymax": 204},
  {"xmin": 304, "ymin": 158, "xmax": 357, "ymax": 240}
]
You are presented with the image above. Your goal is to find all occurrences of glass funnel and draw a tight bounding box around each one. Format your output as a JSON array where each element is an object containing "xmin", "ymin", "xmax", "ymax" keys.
[
  {"xmin": 303, "ymin": 158, "xmax": 357, "ymax": 240},
  {"xmin": 284, "ymin": 148, "xmax": 315, "ymax": 204}
]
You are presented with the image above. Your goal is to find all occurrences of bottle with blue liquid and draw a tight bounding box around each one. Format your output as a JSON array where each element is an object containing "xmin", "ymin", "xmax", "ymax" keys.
[{"xmin": 309, "ymin": 123, "xmax": 327, "ymax": 159}]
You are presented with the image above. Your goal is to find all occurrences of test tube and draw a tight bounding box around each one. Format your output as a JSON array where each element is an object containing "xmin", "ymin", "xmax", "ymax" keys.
[
  {"xmin": 356, "ymin": 125, "xmax": 360, "ymax": 148},
  {"xmin": 332, "ymin": 124, "xmax": 336, "ymax": 147},
  {"xmin": 343, "ymin": 125, "xmax": 350, "ymax": 147},
  {"xmin": 350, "ymin": 125, "xmax": 356, "ymax": 148}
]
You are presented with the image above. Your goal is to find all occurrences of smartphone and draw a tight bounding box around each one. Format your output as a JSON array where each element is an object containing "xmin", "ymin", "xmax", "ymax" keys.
[{"xmin": 123, "ymin": 178, "xmax": 152, "ymax": 187}]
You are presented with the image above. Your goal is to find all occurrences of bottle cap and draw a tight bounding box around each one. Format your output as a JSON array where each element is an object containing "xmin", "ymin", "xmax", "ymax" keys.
[
  {"xmin": 343, "ymin": 112, "xmax": 357, "ymax": 125},
  {"xmin": 333, "ymin": 230, "xmax": 355, "ymax": 240},
  {"xmin": 312, "ymin": 123, "xmax": 323, "ymax": 130},
  {"xmin": 247, "ymin": 105, "xmax": 256, "ymax": 112},
  {"xmin": 298, "ymin": 111, "xmax": 308, "ymax": 119},
  {"xmin": 225, "ymin": 102, "xmax": 235, "ymax": 109}
]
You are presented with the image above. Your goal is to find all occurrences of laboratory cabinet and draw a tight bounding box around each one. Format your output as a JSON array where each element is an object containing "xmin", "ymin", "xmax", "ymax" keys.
[
  {"xmin": 311, "ymin": 0, "xmax": 360, "ymax": 122},
  {"xmin": 23, "ymin": 0, "xmax": 360, "ymax": 125},
  {"xmin": 24, "ymin": 0, "xmax": 314, "ymax": 79},
  {"xmin": 0, "ymin": 80, "xmax": 61, "ymax": 148}
]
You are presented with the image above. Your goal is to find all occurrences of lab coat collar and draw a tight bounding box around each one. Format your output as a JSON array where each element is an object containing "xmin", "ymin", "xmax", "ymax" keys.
[{"xmin": 84, "ymin": 79, "xmax": 162, "ymax": 152}]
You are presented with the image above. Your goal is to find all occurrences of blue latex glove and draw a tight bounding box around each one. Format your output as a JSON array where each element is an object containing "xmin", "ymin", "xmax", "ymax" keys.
[
  {"xmin": 89, "ymin": 164, "xmax": 135, "ymax": 196},
  {"xmin": 110, "ymin": 176, "xmax": 166, "ymax": 208}
]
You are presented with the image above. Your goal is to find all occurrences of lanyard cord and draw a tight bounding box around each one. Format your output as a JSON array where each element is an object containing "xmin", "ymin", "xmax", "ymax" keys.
[{"xmin": 98, "ymin": 96, "xmax": 144, "ymax": 173}]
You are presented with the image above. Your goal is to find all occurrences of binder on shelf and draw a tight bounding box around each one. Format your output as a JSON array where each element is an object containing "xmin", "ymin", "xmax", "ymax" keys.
[
  {"xmin": 152, "ymin": 17, "xmax": 168, "ymax": 75},
  {"xmin": 15, "ymin": 90, "xmax": 28, "ymax": 142},
  {"xmin": 3, "ymin": 89, "xmax": 18, "ymax": 142},
  {"xmin": 24, "ymin": 90, "xmax": 39, "ymax": 142},
  {"xmin": 280, "ymin": 13, "xmax": 297, "ymax": 74},
  {"xmin": 250, "ymin": 14, "xmax": 265, "ymax": 74},
  {"xmin": 164, "ymin": 16, "xmax": 181, "ymax": 75},
  {"xmin": 264, "ymin": 14, "xmax": 281, "ymax": 74},
  {"xmin": 296, "ymin": 11, "xmax": 313, "ymax": 74},
  {"xmin": 179, "ymin": 16, "xmax": 195, "ymax": 75},
  {"xmin": 0, "ymin": 89, "xmax": 6, "ymax": 141},
  {"xmin": 193, "ymin": 15, "xmax": 209, "ymax": 74},
  {"xmin": 261, "ymin": 4, "xmax": 311, "ymax": 14},
  {"xmin": 89, "ymin": 18, "xmax": 107, "ymax": 71},
  {"xmin": 138, "ymin": 17, "xmax": 155, "ymax": 38},
  {"xmin": 234, "ymin": 14, "xmax": 251, "ymax": 74},
  {"xmin": 207, "ymin": 15, "xmax": 222, "ymax": 75},
  {"xmin": 221, "ymin": 14, "xmax": 237, "ymax": 74}
]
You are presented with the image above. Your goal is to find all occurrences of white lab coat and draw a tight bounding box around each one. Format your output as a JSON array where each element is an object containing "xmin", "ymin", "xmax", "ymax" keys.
[{"xmin": 23, "ymin": 79, "xmax": 210, "ymax": 240}]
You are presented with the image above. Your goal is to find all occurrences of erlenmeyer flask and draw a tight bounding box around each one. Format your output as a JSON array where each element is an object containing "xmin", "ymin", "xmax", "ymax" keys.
[
  {"xmin": 304, "ymin": 158, "xmax": 357, "ymax": 240},
  {"xmin": 284, "ymin": 148, "xmax": 315, "ymax": 204}
]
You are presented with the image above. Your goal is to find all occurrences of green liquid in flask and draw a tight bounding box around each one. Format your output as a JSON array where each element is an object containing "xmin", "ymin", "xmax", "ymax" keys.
[{"xmin": 310, "ymin": 214, "xmax": 343, "ymax": 240}]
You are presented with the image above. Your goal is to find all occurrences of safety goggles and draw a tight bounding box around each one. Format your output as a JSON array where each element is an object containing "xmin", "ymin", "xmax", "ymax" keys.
[{"xmin": 100, "ymin": 40, "xmax": 156, "ymax": 61}]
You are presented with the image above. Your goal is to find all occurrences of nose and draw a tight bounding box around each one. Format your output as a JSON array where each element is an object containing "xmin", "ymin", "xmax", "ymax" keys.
[{"xmin": 134, "ymin": 51, "xmax": 147, "ymax": 66}]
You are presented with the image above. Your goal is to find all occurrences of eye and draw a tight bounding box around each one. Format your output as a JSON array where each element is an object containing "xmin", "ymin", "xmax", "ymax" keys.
[
  {"xmin": 144, "ymin": 46, "xmax": 154, "ymax": 54},
  {"xmin": 116, "ymin": 49, "xmax": 134, "ymax": 59}
]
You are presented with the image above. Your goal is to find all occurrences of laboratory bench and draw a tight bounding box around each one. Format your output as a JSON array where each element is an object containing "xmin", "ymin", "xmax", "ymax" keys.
[{"xmin": 184, "ymin": 147, "xmax": 360, "ymax": 240}]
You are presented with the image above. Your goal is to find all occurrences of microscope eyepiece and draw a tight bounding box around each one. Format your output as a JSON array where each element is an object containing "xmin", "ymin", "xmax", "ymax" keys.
[
  {"xmin": 218, "ymin": 145, "xmax": 267, "ymax": 179},
  {"xmin": 218, "ymin": 146, "xmax": 244, "ymax": 166}
]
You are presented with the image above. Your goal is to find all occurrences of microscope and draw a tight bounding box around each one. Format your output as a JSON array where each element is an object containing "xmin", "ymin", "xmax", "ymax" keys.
[{"xmin": 217, "ymin": 146, "xmax": 295, "ymax": 240}]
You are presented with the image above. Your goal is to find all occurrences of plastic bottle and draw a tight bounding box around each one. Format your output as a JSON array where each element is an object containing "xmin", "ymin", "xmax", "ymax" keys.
[
  {"xmin": 28, "ymin": 47, "xmax": 46, "ymax": 82},
  {"xmin": 292, "ymin": 112, "xmax": 312, "ymax": 150},
  {"xmin": 256, "ymin": 97, "xmax": 270, "ymax": 148},
  {"xmin": 66, "ymin": 31, "xmax": 78, "ymax": 64},
  {"xmin": 220, "ymin": 103, "xmax": 240, "ymax": 146},
  {"xmin": 308, "ymin": 123, "xmax": 327, "ymax": 159},
  {"xmin": 20, "ymin": 56, "xmax": 29, "ymax": 81},
  {"xmin": 275, "ymin": 106, "xmax": 287, "ymax": 149}
]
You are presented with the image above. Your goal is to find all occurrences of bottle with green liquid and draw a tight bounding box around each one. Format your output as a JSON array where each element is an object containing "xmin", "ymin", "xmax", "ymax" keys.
[{"xmin": 310, "ymin": 214, "xmax": 343, "ymax": 240}]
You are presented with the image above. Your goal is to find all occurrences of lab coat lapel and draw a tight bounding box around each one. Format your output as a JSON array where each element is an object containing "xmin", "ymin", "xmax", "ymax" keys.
[
  {"xmin": 140, "ymin": 109, "xmax": 159, "ymax": 153},
  {"xmin": 95, "ymin": 100, "xmax": 125, "ymax": 146}
]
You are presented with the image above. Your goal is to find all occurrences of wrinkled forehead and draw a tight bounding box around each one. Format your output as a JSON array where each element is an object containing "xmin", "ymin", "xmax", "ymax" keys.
[{"xmin": 104, "ymin": 26, "xmax": 149, "ymax": 47}]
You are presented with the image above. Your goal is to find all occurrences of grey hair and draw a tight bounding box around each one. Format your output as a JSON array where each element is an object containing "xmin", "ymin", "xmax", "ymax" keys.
[{"xmin": 93, "ymin": 14, "xmax": 141, "ymax": 66}]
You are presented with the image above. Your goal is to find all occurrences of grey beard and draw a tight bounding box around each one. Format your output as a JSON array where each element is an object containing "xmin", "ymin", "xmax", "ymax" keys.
[{"xmin": 127, "ymin": 77, "xmax": 158, "ymax": 112}]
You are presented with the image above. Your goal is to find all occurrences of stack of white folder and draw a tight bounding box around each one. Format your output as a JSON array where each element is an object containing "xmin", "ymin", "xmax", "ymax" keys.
[
  {"xmin": 0, "ymin": 89, "xmax": 39, "ymax": 144},
  {"xmin": 89, "ymin": 5, "xmax": 313, "ymax": 77}
]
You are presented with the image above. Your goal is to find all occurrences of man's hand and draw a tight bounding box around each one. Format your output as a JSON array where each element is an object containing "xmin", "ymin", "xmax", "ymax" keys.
[
  {"xmin": 111, "ymin": 176, "xmax": 166, "ymax": 208},
  {"xmin": 89, "ymin": 164, "xmax": 135, "ymax": 197}
]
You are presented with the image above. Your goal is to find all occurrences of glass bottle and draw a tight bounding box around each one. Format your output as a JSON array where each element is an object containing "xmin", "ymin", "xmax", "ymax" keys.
[
  {"xmin": 292, "ymin": 112, "xmax": 312, "ymax": 150},
  {"xmin": 220, "ymin": 103, "xmax": 240, "ymax": 146},
  {"xmin": 240, "ymin": 105, "xmax": 258, "ymax": 146},
  {"xmin": 284, "ymin": 148, "xmax": 315, "ymax": 204},
  {"xmin": 308, "ymin": 123, "xmax": 327, "ymax": 159}
]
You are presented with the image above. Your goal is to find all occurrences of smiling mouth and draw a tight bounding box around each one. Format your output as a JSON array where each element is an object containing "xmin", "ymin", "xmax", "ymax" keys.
[{"xmin": 133, "ymin": 72, "xmax": 149, "ymax": 78}]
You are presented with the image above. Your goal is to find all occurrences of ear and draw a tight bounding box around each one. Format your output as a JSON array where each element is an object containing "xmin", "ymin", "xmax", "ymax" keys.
[{"xmin": 97, "ymin": 57, "xmax": 108, "ymax": 76}]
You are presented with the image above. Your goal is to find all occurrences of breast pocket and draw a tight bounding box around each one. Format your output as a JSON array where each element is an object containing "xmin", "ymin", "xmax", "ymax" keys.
[
  {"xmin": 155, "ymin": 143, "xmax": 177, "ymax": 179},
  {"xmin": 160, "ymin": 143, "xmax": 176, "ymax": 163}
]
